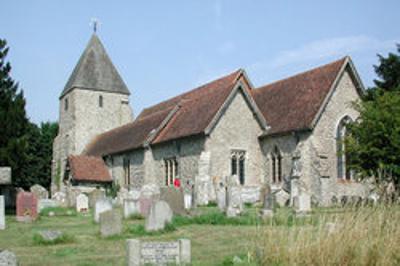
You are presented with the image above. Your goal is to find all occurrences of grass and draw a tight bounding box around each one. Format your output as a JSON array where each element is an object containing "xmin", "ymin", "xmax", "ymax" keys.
[
  {"xmin": 39, "ymin": 207, "xmax": 77, "ymax": 216},
  {"xmin": 256, "ymin": 204, "xmax": 400, "ymax": 266},
  {"xmin": 128, "ymin": 222, "xmax": 177, "ymax": 236},
  {"xmin": 1, "ymin": 205, "xmax": 399, "ymax": 265},
  {"xmin": 33, "ymin": 232, "xmax": 75, "ymax": 246}
]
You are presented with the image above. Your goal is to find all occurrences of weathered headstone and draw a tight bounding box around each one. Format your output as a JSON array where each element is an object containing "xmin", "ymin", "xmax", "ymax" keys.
[
  {"xmin": 0, "ymin": 167, "xmax": 11, "ymax": 185},
  {"xmin": 38, "ymin": 199, "xmax": 59, "ymax": 213},
  {"xmin": 261, "ymin": 194, "xmax": 275, "ymax": 218},
  {"xmin": 94, "ymin": 198, "xmax": 112, "ymax": 223},
  {"xmin": 216, "ymin": 181, "xmax": 227, "ymax": 211},
  {"xmin": 52, "ymin": 191, "xmax": 68, "ymax": 207},
  {"xmin": 183, "ymin": 179, "xmax": 194, "ymax": 210},
  {"xmin": 294, "ymin": 193, "xmax": 311, "ymax": 214},
  {"xmin": 0, "ymin": 196, "xmax": 5, "ymax": 230},
  {"xmin": 124, "ymin": 198, "xmax": 140, "ymax": 219},
  {"xmin": 195, "ymin": 151, "xmax": 212, "ymax": 205},
  {"xmin": 30, "ymin": 184, "xmax": 49, "ymax": 200},
  {"xmin": 145, "ymin": 200, "xmax": 173, "ymax": 232},
  {"xmin": 126, "ymin": 238, "xmax": 191, "ymax": 266},
  {"xmin": 160, "ymin": 187, "xmax": 185, "ymax": 215},
  {"xmin": 274, "ymin": 189, "xmax": 290, "ymax": 207},
  {"xmin": 0, "ymin": 250, "xmax": 17, "ymax": 266},
  {"xmin": 76, "ymin": 193, "xmax": 89, "ymax": 213},
  {"xmin": 139, "ymin": 197, "xmax": 154, "ymax": 217},
  {"xmin": 88, "ymin": 188, "xmax": 106, "ymax": 208},
  {"xmin": 16, "ymin": 192, "xmax": 38, "ymax": 222},
  {"xmin": 226, "ymin": 185, "xmax": 243, "ymax": 218},
  {"xmin": 99, "ymin": 209, "xmax": 122, "ymax": 237}
]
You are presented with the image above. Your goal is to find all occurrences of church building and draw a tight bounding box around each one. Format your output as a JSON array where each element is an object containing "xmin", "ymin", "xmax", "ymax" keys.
[{"xmin": 52, "ymin": 34, "xmax": 368, "ymax": 206}]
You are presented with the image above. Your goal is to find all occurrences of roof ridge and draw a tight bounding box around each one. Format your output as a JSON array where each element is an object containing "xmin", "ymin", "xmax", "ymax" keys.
[
  {"xmin": 139, "ymin": 69, "xmax": 242, "ymax": 116},
  {"xmin": 255, "ymin": 57, "xmax": 347, "ymax": 92}
]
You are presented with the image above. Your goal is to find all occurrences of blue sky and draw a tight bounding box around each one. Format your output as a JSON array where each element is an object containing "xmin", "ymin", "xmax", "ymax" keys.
[{"xmin": 1, "ymin": 1, "xmax": 399, "ymax": 124}]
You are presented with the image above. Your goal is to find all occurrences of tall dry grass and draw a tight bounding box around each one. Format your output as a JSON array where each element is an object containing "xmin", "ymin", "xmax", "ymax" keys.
[{"xmin": 256, "ymin": 205, "xmax": 400, "ymax": 266}]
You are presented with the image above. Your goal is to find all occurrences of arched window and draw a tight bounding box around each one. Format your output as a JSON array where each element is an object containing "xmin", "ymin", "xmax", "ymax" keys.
[
  {"xmin": 337, "ymin": 116, "xmax": 352, "ymax": 180},
  {"xmin": 99, "ymin": 95, "xmax": 103, "ymax": 108},
  {"xmin": 231, "ymin": 150, "xmax": 246, "ymax": 185},
  {"xmin": 271, "ymin": 146, "xmax": 282, "ymax": 183}
]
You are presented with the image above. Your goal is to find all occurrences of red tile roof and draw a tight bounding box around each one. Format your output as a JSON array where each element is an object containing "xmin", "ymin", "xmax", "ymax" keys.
[
  {"xmin": 252, "ymin": 57, "xmax": 347, "ymax": 135},
  {"xmin": 84, "ymin": 57, "xmax": 351, "ymax": 156},
  {"xmin": 68, "ymin": 155, "xmax": 112, "ymax": 182},
  {"xmin": 85, "ymin": 69, "xmax": 242, "ymax": 155}
]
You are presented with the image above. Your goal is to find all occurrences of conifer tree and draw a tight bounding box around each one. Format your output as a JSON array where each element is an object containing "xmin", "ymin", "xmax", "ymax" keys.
[{"xmin": 0, "ymin": 38, "xmax": 30, "ymax": 188}]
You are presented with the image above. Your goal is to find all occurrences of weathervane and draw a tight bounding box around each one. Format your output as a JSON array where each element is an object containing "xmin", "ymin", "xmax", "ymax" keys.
[{"xmin": 90, "ymin": 18, "xmax": 100, "ymax": 33}]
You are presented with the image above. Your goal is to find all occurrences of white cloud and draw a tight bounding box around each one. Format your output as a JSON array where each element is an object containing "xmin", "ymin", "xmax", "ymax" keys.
[{"xmin": 270, "ymin": 35, "xmax": 398, "ymax": 68}]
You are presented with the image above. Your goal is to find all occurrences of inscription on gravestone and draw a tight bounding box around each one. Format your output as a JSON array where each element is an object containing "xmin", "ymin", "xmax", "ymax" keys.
[
  {"xmin": 141, "ymin": 242, "xmax": 180, "ymax": 264},
  {"xmin": 127, "ymin": 238, "xmax": 191, "ymax": 266}
]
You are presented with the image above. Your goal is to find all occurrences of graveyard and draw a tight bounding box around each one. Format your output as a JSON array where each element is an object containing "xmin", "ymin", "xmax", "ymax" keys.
[{"xmin": 1, "ymin": 201, "xmax": 399, "ymax": 265}]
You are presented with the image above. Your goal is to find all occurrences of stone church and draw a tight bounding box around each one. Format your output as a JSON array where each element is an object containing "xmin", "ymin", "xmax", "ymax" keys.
[{"xmin": 52, "ymin": 34, "xmax": 368, "ymax": 206}]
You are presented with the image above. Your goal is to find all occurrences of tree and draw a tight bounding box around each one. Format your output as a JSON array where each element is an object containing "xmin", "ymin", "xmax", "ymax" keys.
[
  {"xmin": 0, "ymin": 39, "xmax": 30, "ymax": 188},
  {"xmin": 363, "ymin": 44, "xmax": 400, "ymax": 101},
  {"xmin": 347, "ymin": 45, "xmax": 400, "ymax": 196},
  {"xmin": 374, "ymin": 44, "xmax": 400, "ymax": 91}
]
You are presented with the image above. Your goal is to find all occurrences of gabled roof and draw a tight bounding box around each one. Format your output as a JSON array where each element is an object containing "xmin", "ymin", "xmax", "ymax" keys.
[
  {"xmin": 85, "ymin": 69, "xmax": 245, "ymax": 156},
  {"xmin": 68, "ymin": 155, "xmax": 112, "ymax": 183},
  {"xmin": 85, "ymin": 56, "xmax": 364, "ymax": 156},
  {"xmin": 252, "ymin": 57, "xmax": 362, "ymax": 136},
  {"xmin": 60, "ymin": 34, "xmax": 130, "ymax": 98}
]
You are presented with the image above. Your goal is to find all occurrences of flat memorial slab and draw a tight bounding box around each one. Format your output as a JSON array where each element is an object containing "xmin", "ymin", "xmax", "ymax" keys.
[{"xmin": 127, "ymin": 238, "xmax": 191, "ymax": 266}]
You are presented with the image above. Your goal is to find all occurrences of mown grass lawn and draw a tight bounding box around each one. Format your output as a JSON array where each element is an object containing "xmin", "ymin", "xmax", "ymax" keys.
[
  {"xmin": 1, "ymin": 205, "xmax": 399, "ymax": 265},
  {"xmin": 0, "ymin": 207, "xmax": 261, "ymax": 266}
]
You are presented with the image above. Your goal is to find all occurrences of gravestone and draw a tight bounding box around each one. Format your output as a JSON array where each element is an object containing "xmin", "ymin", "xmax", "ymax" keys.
[
  {"xmin": 100, "ymin": 209, "xmax": 122, "ymax": 237},
  {"xmin": 16, "ymin": 192, "xmax": 38, "ymax": 222},
  {"xmin": 216, "ymin": 182, "xmax": 227, "ymax": 211},
  {"xmin": 195, "ymin": 151, "xmax": 212, "ymax": 205},
  {"xmin": 261, "ymin": 194, "xmax": 275, "ymax": 218},
  {"xmin": 30, "ymin": 184, "xmax": 49, "ymax": 200},
  {"xmin": 0, "ymin": 250, "xmax": 17, "ymax": 266},
  {"xmin": 226, "ymin": 185, "xmax": 243, "ymax": 217},
  {"xmin": 0, "ymin": 196, "xmax": 5, "ymax": 230},
  {"xmin": 126, "ymin": 239, "xmax": 191, "ymax": 266},
  {"xmin": 88, "ymin": 188, "xmax": 106, "ymax": 208},
  {"xmin": 139, "ymin": 197, "xmax": 154, "ymax": 217},
  {"xmin": 124, "ymin": 198, "xmax": 140, "ymax": 219},
  {"xmin": 145, "ymin": 200, "xmax": 173, "ymax": 232},
  {"xmin": 76, "ymin": 194, "xmax": 89, "ymax": 213},
  {"xmin": 160, "ymin": 187, "xmax": 185, "ymax": 215},
  {"xmin": 52, "ymin": 191, "xmax": 68, "ymax": 207},
  {"xmin": 38, "ymin": 199, "xmax": 59, "ymax": 213},
  {"xmin": 274, "ymin": 189, "xmax": 290, "ymax": 207},
  {"xmin": 294, "ymin": 193, "xmax": 311, "ymax": 214},
  {"xmin": 241, "ymin": 186, "xmax": 261, "ymax": 204},
  {"xmin": 0, "ymin": 167, "xmax": 11, "ymax": 185},
  {"xmin": 183, "ymin": 179, "xmax": 194, "ymax": 210},
  {"xmin": 94, "ymin": 198, "xmax": 112, "ymax": 223}
]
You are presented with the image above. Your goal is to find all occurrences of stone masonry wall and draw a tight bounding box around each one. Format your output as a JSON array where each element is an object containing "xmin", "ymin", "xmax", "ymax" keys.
[
  {"xmin": 52, "ymin": 88, "xmax": 133, "ymax": 194},
  {"xmin": 205, "ymin": 89, "xmax": 264, "ymax": 186},
  {"xmin": 150, "ymin": 136, "xmax": 205, "ymax": 187},
  {"xmin": 303, "ymin": 68, "xmax": 368, "ymax": 205}
]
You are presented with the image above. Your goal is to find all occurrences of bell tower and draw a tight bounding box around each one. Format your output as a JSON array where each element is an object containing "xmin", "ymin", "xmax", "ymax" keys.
[{"xmin": 51, "ymin": 33, "xmax": 133, "ymax": 193}]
